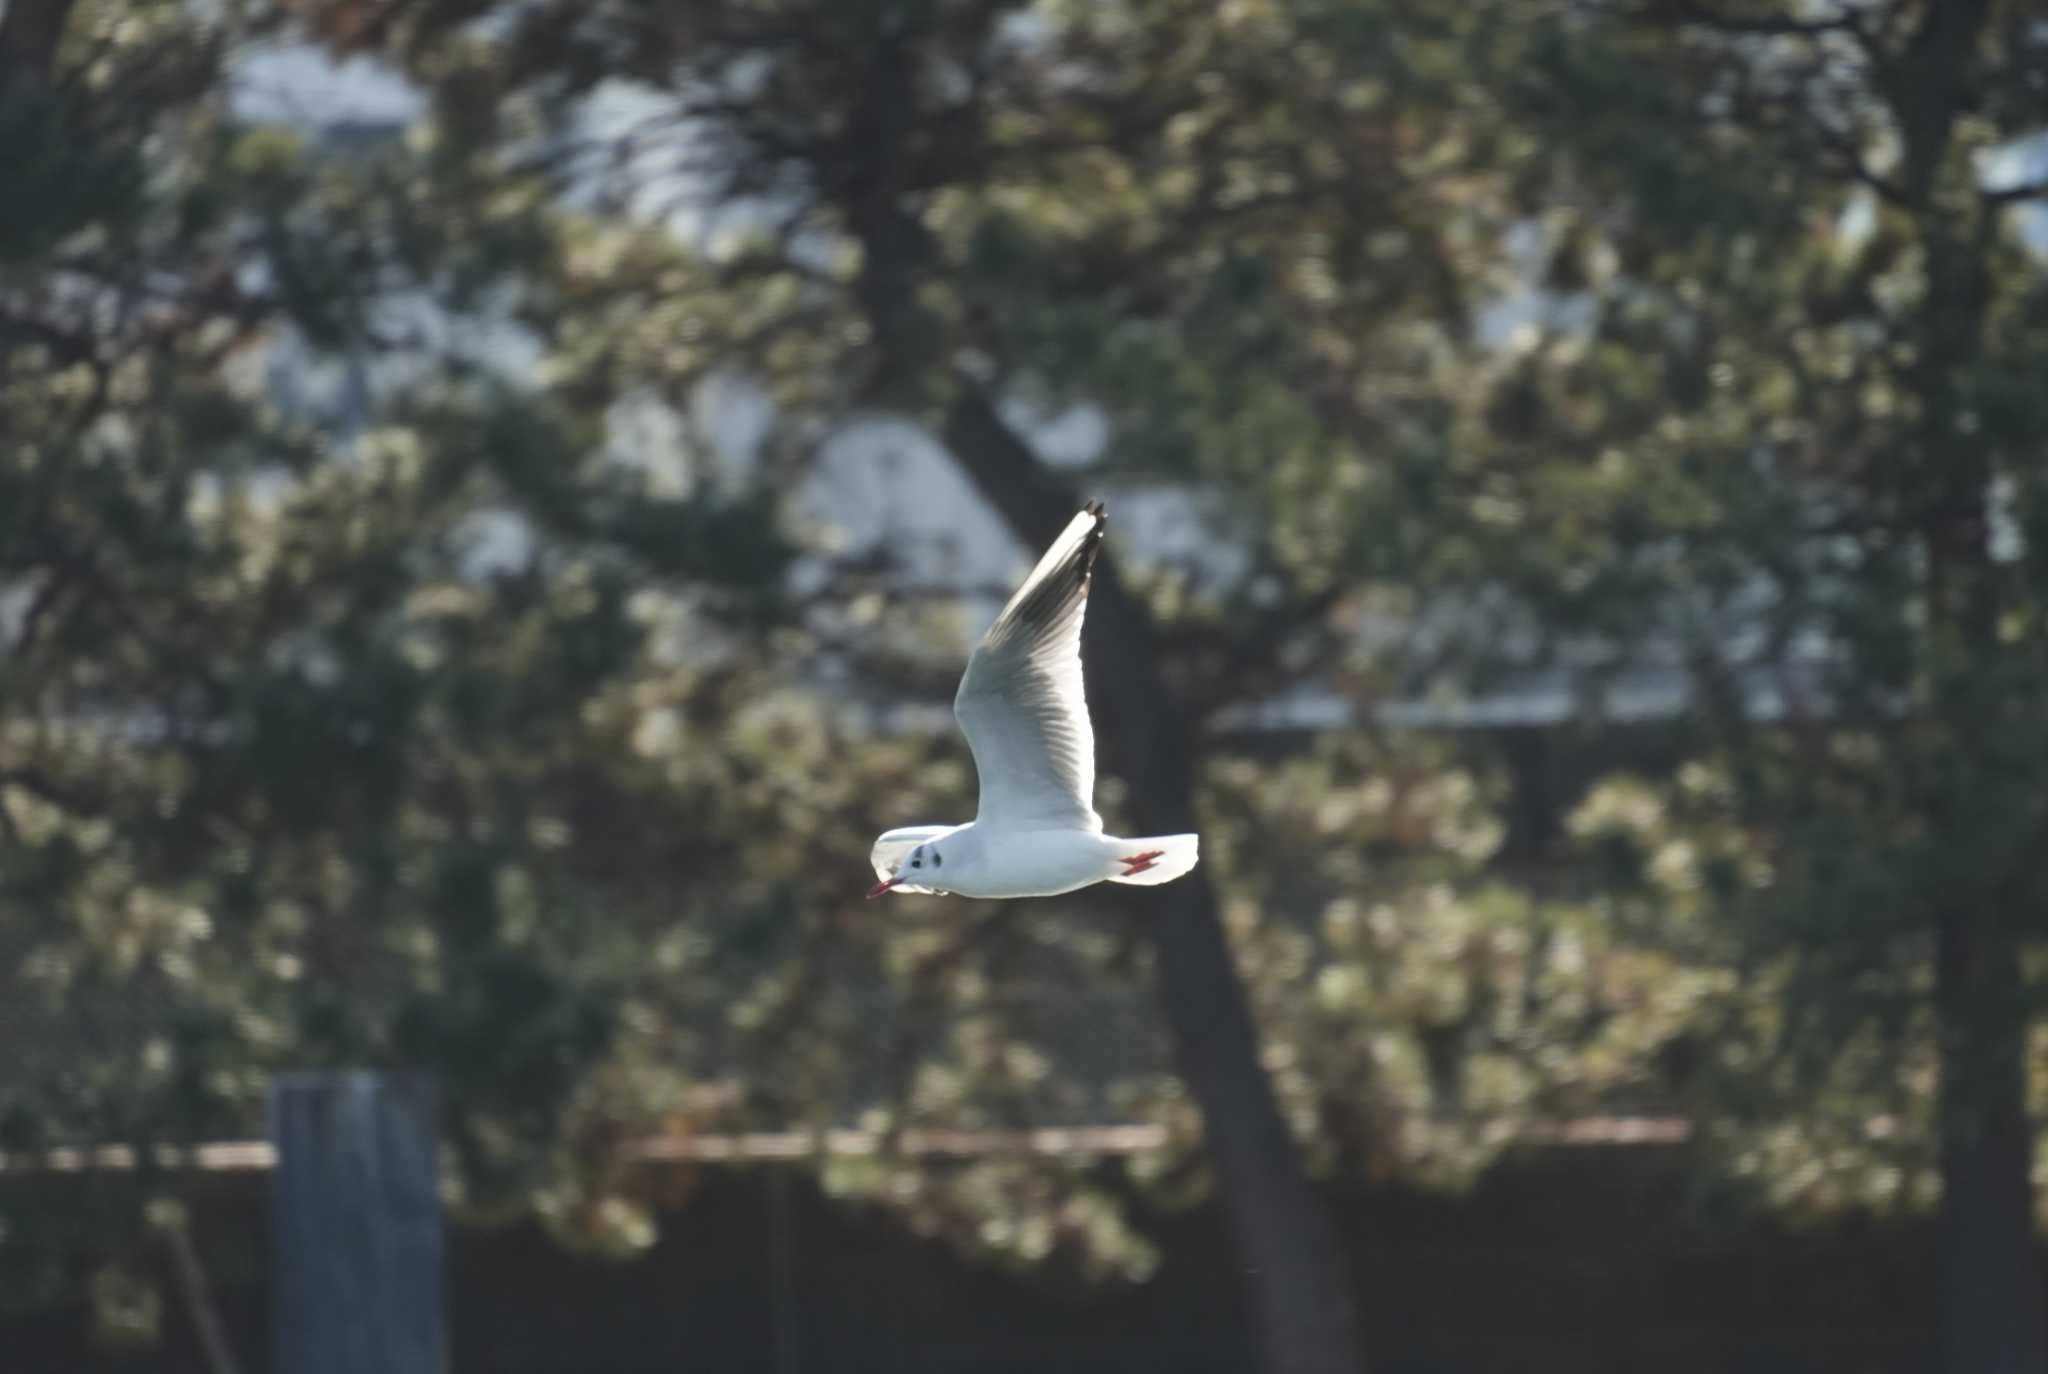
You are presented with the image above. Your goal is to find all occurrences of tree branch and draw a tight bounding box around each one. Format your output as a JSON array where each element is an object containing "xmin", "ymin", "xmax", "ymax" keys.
[
  {"xmin": 1663, "ymin": 0, "xmax": 1869, "ymax": 39},
  {"xmin": 1984, "ymin": 181, "xmax": 2048, "ymax": 208}
]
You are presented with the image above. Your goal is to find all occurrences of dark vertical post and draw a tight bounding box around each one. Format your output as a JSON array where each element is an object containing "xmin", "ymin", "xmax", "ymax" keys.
[
  {"xmin": 268, "ymin": 1072, "xmax": 445, "ymax": 1374},
  {"xmin": 769, "ymin": 1167, "xmax": 800, "ymax": 1374}
]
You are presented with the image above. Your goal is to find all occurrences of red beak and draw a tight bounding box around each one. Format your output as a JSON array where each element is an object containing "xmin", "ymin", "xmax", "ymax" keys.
[{"xmin": 866, "ymin": 876, "xmax": 903, "ymax": 899}]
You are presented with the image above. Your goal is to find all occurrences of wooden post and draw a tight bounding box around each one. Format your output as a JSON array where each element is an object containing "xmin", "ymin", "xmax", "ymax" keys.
[{"xmin": 268, "ymin": 1072, "xmax": 445, "ymax": 1374}]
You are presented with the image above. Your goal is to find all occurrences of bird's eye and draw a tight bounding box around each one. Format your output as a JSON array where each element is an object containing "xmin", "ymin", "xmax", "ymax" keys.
[{"xmin": 912, "ymin": 857, "xmax": 923, "ymax": 868}]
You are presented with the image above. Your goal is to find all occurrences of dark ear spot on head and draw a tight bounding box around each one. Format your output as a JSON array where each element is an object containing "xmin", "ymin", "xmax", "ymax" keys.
[{"xmin": 933, "ymin": 851, "xmax": 942, "ymax": 868}]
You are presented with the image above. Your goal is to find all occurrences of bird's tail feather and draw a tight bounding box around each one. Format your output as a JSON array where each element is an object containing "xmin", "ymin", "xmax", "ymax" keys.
[{"xmin": 1107, "ymin": 834, "xmax": 1201, "ymax": 886}]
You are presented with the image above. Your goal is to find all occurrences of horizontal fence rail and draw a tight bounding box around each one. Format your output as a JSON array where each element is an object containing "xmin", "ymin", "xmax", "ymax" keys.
[{"xmin": 0, "ymin": 1115, "xmax": 1691, "ymax": 1174}]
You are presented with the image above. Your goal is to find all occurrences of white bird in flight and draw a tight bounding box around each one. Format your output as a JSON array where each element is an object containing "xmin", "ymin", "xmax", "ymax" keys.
[{"xmin": 867, "ymin": 502, "xmax": 1200, "ymax": 900}]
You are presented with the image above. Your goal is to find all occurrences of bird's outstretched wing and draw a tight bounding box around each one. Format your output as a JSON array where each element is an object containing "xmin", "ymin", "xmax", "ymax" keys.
[{"xmin": 953, "ymin": 503, "xmax": 1106, "ymax": 832}]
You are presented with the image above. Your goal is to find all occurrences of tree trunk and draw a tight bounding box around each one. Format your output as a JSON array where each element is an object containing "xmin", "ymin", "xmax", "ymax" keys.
[
  {"xmin": 828, "ymin": 23, "xmax": 1363, "ymax": 1366},
  {"xmin": 1883, "ymin": 0, "xmax": 2042, "ymax": 1363},
  {"xmin": 1936, "ymin": 907, "xmax": 2046, "ymax": 1374},
  {"xmin": 943, "ymin": 386, "xmax": 1366, "ymax": 1374},
  {"xmin": 0, "ymin": 0, "xmax": 78, "ymax": 84}
]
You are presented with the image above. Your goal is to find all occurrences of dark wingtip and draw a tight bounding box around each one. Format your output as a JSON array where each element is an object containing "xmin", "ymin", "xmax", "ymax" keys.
[
  {"xmin": 986, "ymin": 501, "xmax": 1108, "ymax": 646},
  {"xmin": 1078, "ymin": 502, "xmax": 1106, "ymax": 579}
]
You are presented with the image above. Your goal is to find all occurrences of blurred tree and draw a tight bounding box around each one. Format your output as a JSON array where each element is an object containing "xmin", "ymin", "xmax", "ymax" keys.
[
  {"xmin": 276, "ymin": 1, "xmax": 1606, "ymax": 1369},
  {"xmin": 240, "ymin": 0, "xmax": 1866, "ymax": 1369},
  {"xmin": 1458, "ymin": 2, "xmax": 2048, "ymax": 1368},
  {"xmin": 11, "ymin": 0, "xmax": 1956, "ymax": 1368},
  {"xmin": 0, "ymin": 0, "xmax": 804, "ymax": 1316}
]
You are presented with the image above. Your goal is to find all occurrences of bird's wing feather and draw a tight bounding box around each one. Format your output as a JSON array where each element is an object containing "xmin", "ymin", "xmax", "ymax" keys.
[
  {"xmin": 953, "ymin": 503, "xmax": 1105, "ymax": 832},
  {"xmin": 870, "ymin": 825, "xmax": 953, "ymax": 893}
]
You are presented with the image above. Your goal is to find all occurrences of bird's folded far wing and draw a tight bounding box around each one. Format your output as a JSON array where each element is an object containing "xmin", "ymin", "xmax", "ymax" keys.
[
  {"xmin": 953, "ymin": 503, "xmax": 1106, "ymax": 832},
  {"xmin": 870, "ymin": 825, "xmax": 953, "ymax": 893}
]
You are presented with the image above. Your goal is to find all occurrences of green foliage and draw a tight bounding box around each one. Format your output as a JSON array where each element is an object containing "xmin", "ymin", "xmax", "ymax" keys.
[
  {"xmin": 9, "ymin": 0, "xmax": 2048, "ymax": 1348},
  {"xmin": 1459, "ymin": 1, "xmax": 2048, "ymax": 1237},
  {"xmin": 0, "ymin": 0, "xmax": 814, "ymax": 1286},
  {"xmin": 1210, "ymin": 737, "xmax": 1724, "ymax": 1187}
]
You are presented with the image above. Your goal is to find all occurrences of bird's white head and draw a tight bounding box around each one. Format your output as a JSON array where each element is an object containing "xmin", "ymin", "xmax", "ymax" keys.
[{"xmin": 865, "ymin": 830, "xmax": 954, "ymax": 899}]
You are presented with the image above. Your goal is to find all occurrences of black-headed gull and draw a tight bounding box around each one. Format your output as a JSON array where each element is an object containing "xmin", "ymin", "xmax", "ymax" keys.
[{"xmin": 867, "ymin": 502, "xmax": 1200, "ymax": 900}]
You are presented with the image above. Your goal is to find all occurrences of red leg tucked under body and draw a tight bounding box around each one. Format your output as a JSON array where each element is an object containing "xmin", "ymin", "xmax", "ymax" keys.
[{"xmin": 1120, "ymin": 849, "xmax": 1165, "ymax": 876}]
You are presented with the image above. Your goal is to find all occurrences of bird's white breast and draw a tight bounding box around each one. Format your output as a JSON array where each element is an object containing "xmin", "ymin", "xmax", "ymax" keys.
[{"xmin": 944, "ymin": 826, "xmax": 1121, "ymax": 899}]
